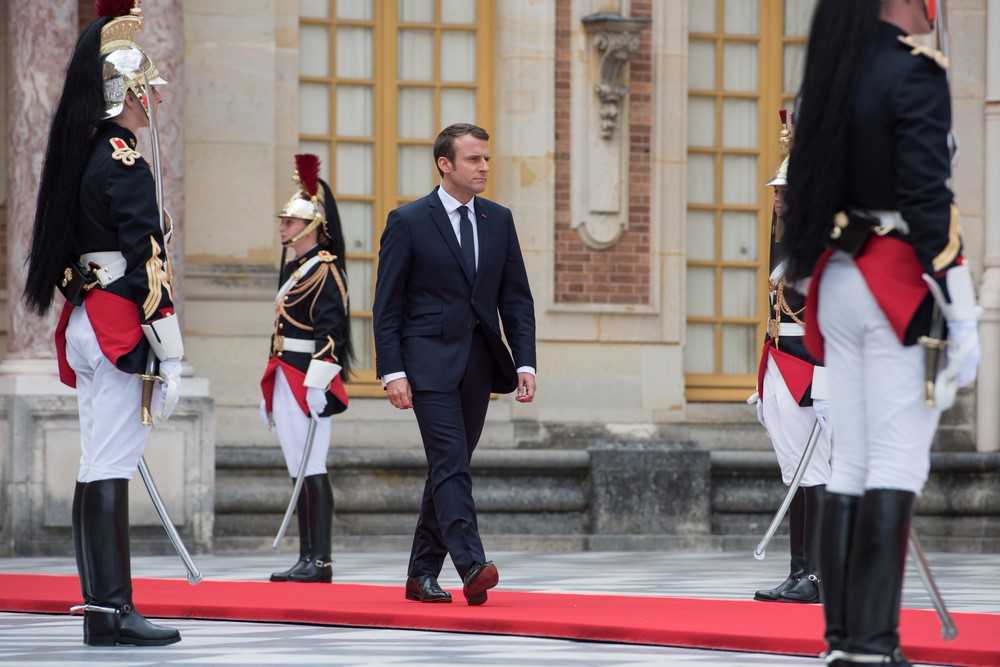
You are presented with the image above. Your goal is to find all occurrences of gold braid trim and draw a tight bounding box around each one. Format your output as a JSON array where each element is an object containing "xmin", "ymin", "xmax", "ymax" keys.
[
  {"xmin": 931, "ymin": 205, "xmax": 962, "ymax": 272},
  {"xmin": 313, "ymin": 335, "xmax": 338, "ymax": 361},
  {"xmin": 143, "ymin": 237, "xmax": 173, "ymax": 319}
]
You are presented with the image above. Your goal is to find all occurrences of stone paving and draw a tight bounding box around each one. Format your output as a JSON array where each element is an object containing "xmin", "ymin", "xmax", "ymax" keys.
[{"xmin": 1, "ymin": 550, "xmax": 996, "ymax": 666}]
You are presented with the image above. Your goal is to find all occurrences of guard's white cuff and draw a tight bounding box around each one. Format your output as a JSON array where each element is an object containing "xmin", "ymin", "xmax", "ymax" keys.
[
  {"xmin": 141, "ymin": 314, "xmax": 184, "ymax": 361},
  {"xmin": 811, "ymin": 365, "xmax": 829, "ymax": 400},
  {"xmin": 304, "ymin": 359, "xmax": 342, "ymax": 389}
]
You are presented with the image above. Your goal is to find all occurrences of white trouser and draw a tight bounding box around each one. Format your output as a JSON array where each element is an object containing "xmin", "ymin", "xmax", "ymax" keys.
[
  {"xmin": 818, "ymin": 252, "xmax": 941, "ymax": 496},
  {"xmin": 65, "ymin": 307, "xmax": 149, "ymax": 483},
  {"xmin": 761, "ymin": 356, "xmax": 832, "ymax": 487},
  {"xmin": 272, "ymin": 366, "xmax": 331, "ymax": 478}
]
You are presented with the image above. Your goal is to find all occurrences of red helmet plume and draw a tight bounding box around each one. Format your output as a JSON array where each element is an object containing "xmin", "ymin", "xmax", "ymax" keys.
[
  {"xmin": 294, "ymin": 154, "xmax": 321, "ymax": 199},
  {"xmin": 96, "ymin": 0, "xmax": 136, "ymax": 18}
]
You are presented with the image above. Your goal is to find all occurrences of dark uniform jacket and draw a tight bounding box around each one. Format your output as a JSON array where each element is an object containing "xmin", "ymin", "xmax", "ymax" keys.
[
  {"xmin": 260, "ymin": 244, "xmax": 350, "ymax": 417},
  {"xmin": 805, "ymin": 21, "xmax": 958, "ymax": 360},
  {"xmin": 55, "ymin": 122, "xmax": 175, "ymax": 385}
]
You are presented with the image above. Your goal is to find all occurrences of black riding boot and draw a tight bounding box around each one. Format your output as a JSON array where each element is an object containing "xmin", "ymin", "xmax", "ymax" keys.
[
  {"xmin": 820, "ymin": 492, "xmax": 859, "ymax": 663},
  {"xmin": 72, "ymin": 481, "xmax": 89, "ymax": 602},
  {"xmin": 270, "ymin": 479, "xmax": 313, "ymax": 582},
  {"xmin": 288, "ymin": 474, "xmax": 333, "ymax": 583},
  {"xmin": 754, "ymin": 487, "xmax": 806, "ymax": 601},
  {"xmin": 780, "ymin": 484, "xmax": 824, "ymax": 602},
  {"xmin": 81, "ymin": 479, "xmax": 181, "ymax": 647},
  {"xmin": 840, "ymin": 489, "xmax": 915, "ymax": 666}
]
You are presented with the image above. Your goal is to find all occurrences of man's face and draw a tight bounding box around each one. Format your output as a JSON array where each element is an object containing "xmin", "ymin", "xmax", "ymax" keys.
[
  {"xmin": 911, "ymin": 0, "xmax": 935, "ymax": 34},
  {"xmin": 772, "ymin": 186, "xmax": 786, "ymax": 218},
  {"xmin": 440, "ymin": 134, "xmax": 490, "ymax": 195},
  {"xmin": 278, "ymin": 217, "xmax": 309, "ymax": 245}
]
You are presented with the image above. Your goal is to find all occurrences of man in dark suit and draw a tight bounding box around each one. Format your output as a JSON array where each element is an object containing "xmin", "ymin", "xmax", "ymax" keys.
[{"xmin": 373, "ymin": 123, "xmax": 536, "ymax": 606}]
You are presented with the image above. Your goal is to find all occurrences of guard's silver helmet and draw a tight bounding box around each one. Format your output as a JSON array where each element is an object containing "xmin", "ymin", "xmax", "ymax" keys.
[{"xmin": 100, "ymin": 2, "xmax": 166, "ymax": 120}]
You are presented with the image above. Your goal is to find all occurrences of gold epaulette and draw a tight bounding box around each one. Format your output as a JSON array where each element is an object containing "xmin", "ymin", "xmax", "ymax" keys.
[
  {"xmin": 897, "ymin": 35, "xmax": 949, "ymax": 70},
  {"xmin": 109, "ymin": 137, "xmax": 141, "ymax": 166},
  {"xmin": 317, "ymin": 250, "xmax": 337, "ymax": 263}
]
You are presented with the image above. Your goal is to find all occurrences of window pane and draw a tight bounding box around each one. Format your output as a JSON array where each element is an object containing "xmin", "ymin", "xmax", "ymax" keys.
[
  {"xmin": 350, "ymin": 317, "xmax": 373, "ymax": 368},
  {"xmin": 336, "ymin": 85, "xmax": 372, "ymax": 136},
  {"xmin": 441, "ymin": 89, "xmax": 476, "ymax": 127},
  {"xmin": 722, "ymin": 268, "xmax": 757, "ymax": 317},
  {"xmin": 722, "ymin": 98, "xmax": 757, "ymax": 149},
  {"xmin": 299, "ymin": 25, "xmax": 329, "ymax": 77},
  {"xmin": 722, "ymin": 325, "xmax": 756, "ymax": 373},
  {"xmin": 441, "ymin": 32, "xmax": 476, "ymax": 82},
  {"xmin": 336, "ymin": 143, "xmax": 372, "ymax": 195},
  {"xmin": 299, "ymin": 84, "xmax": 330, "ymax": 135},
  {"xmin": 298, "ymin": 141, "xmax": 330, "ymax": 181},
  {"xmin": 338, "ymin": 201, "xmax": 372, "ymax": 253},
  {"xmin": 723, "ymin": 43, "xmax": 758, "ymax": 91},
  {"xmin": 687, "ymin": 97, "xmax": 714, "ymax": 147},
  {"xmin": 336, "ymin": 27, "xmax": 372, "ymax": 79},
  {"xmin": 346, "ymin": 259, "xmax": 372, "ymax": 311},
  {"xmin": 300, "ymin": 0, "xmax": 328, "ymax": 19},
  {"xmin": 724, "ymin": 0, "xmax": 759, "ymax": 34},
  {"xmin": 399, "ymin": 0, "xmax": 433, "ymax": 23},
  {"xmin": 398, "ymin": 30, "xmax": 434, "ymax": 80},
  {"xmin": 722, "ymin": 212, "xmax": 757, "ymax": 261},
  {"xmin": 722, "ymin": 155, "xmax": 757, "ymax": 205},
  {"xmin": 688, "ymin": 40, "xmax": 715, "ymax": 90},
  {"xmin": 688, "ymin": 0, "xmax": 715, "ymax": 33},
  {"xmin": 784, "ymin": 44, "xmax": 806, "ymax": 96},
  {"xmin": 686, "ymin": 267, "xmax": 715, "ymax": 317},
  {"xmin": 398, "ymin": 88, "xmax": 435, "ymax": 139},
  {"xmin": 442, "ymin": 0, "xmax": 475, "ymax": 23},
  {"xmin": 687, "ymin": 154, "xmax": 715, "ymax": 204},
  {"xmin": 687, "ymin": 211, "xmax": 715, "ymax": 261},
  {"xmin": 684, "ymin": 324, "xmax": 715, "ymax": 374},
  {"xmin": 337, "ymin": 0, "xmax": 372, "ymax": 20},
  {"xmin": 398, "ymin": 145, "xmax": 434, "ymax": 197},
  {"xmin": 785, "ymin": 0, "xmax": 819, "ymax": 37}
]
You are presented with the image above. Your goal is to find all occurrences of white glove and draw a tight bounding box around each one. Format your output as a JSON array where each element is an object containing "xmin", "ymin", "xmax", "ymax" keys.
[
  {"xmin": 306, "ymin": 387, "xmax": 327, "ymax": 419},
  {"xmin": 259, "ymin": 398, "xmax": 274, "ymax": 432},
  {"xmin": 944, "ymin": 318, "xmax": 980, "ymax": 388},
  {"xmin": 747, "ymin": 391, "xmax": 765, "ymax": 428},
  {"xmin": 923, "ymin": 265, "xmax": 982, "ymax": 394},
  {"xmin": 812, "ymin": 398, "xmax": 831, "ymax": 433},
  {"xmin": 153, "ymin": 358, "xmax": 182, "ymax": 424}
]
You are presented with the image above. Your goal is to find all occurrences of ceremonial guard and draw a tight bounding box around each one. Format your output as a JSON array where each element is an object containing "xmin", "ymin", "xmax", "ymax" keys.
[
  {"xmin": 24, "ymin": 0, "xmax": 183, "ymax": 647},
  {"xmin": 782, "ymin": 1, "xmax": 978, "ymax": 664},
  {"xmin": 260, "ymin": 154, "xmax": 352, "ymax": 584},
  {"xmin": 752, "ymin": 112, "xmax": 831, "ymax": 605}
]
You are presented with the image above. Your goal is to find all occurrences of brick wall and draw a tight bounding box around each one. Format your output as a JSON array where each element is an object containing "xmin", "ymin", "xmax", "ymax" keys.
[{"xmin": 553, "ymin": 0, "xmax": 652, "ymax": 305}]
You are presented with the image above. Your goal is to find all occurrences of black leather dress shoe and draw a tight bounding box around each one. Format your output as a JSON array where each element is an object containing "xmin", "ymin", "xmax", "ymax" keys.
[
  {"xmin": 405, "ymin": 575, "xmax": 452, "ymax": 603},
  {"xmin": 462, "ymin": 562, "xmax": 499, "ymax": 606}
]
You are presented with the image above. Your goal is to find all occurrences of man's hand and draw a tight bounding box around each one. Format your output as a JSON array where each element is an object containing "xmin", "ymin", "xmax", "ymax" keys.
[
  {"xmin": 386, "ymin": 377, "xmax": 413, "ymax": 409},
  {"xmin": 515, "ymin": 372, "xmax": 536, "ymax": 403}
]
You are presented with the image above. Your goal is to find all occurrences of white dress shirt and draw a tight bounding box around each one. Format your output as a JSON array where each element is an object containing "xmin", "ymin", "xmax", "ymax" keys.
[{"xmin": 381, "ymin": 185, "xmax": 535, "ymax": 385}]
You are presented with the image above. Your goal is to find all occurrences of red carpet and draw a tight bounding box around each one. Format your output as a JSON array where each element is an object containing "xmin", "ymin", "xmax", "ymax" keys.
[{"xmin": 1, "ymin": 574, "xmax": 997, "ymax": 666}]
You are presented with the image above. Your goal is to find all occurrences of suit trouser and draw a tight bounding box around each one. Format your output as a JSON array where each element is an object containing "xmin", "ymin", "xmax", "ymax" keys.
[
  {"xmin": 761, "ymin": 356, "xmax": 832, "ymax": 487},
  {"xmin": 818, "ymin": 252, "xmax": 940, "ymax": 496},
  {"xmin": 408, "ymin": 329, "xmax": 493, "ymax": 579},
  {"xmin": 65, "ymin": 307, "xmax": 149, "ymax": 483}
]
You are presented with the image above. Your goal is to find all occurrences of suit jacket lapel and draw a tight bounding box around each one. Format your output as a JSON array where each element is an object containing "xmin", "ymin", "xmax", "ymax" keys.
[
  {"xmin": 472, "ymin": 197, "xmax": 488, "ymax": 291},
  {"xmin": 427, "ymin": 188, "xmax": 474, "ymax": 285}
]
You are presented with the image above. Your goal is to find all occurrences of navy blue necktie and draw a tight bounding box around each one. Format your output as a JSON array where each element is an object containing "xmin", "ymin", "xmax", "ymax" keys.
[{"xmin": 458, "ymin": 205, "xmax": 476, "ymax": 280}]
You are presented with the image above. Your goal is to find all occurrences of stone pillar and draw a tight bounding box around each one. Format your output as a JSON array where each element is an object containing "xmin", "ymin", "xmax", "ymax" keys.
[
  {"xmin": 4, "ymin": 2, "xmax": 77, "ymax": 362},
  {"xmin": 979, "ymin": 0, "xmax": 1000, "ymax": 453}
]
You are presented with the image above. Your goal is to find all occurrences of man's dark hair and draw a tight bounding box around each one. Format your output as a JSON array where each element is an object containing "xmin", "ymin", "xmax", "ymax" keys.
[{"xmin": 433, "ymin": 123, "xmax": 490, "ymax": 176}]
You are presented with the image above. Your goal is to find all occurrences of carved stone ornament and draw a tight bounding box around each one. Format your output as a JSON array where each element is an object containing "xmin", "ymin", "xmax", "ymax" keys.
[{"xmin": 581, "ymin": 12, "xmax": 651, "ymax": 140}]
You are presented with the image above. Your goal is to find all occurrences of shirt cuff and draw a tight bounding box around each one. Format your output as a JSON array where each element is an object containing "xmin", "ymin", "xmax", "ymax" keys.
[
  {"xmin": 381, "ymin": 371, "xmax": 407, "ymax": 388},
  {"xmin": 516, "ymin": 366, "xmax": 536, "ymax": 376}
]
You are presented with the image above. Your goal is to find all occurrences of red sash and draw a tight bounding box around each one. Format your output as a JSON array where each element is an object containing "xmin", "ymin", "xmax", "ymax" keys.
[{"xmin": 53, "ymin": 290, "xmax": 144, "ymax": 388}]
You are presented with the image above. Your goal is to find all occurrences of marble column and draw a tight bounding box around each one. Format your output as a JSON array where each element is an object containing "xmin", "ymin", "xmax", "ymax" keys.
[
  {"xmin": 138, "ymin": 0, "xmax": 185, "ymax": 312},
  {"xmin": 4, "ymin": 1, "xmax": 78, "ymax": 364},
  {"xmin": 978, "ymin": 0, "xmax": 1000, "ymax": 453}
]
